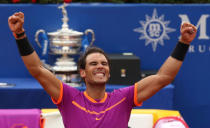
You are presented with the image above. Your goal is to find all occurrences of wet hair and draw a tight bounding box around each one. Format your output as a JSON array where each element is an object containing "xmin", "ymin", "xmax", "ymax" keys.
[{"xmin": 77, "ymin": 46, "xmax": 110, "ymax": 70}]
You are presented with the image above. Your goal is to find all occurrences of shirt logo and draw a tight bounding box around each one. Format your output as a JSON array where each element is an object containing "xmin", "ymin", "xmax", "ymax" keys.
[{"xmin": 134, "ymin": 8, "xmax": 176, "ymax": 52}]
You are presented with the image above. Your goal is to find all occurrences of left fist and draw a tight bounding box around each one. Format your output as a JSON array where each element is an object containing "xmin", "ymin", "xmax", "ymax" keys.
[{"xmin": 180, "ymin": 22, "xmax": 197, "ymax": 44}]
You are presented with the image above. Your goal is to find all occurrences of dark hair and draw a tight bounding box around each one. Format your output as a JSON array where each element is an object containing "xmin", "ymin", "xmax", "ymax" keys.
[{"xmin": 77, "ymin": 46, "xmax": 110, "ymax": 70}]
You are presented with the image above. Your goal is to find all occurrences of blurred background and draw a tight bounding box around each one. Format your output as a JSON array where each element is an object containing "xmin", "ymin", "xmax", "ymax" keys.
[{"xmin": 1, "ymin": 0, "xmax": 210, "ymax": 128}]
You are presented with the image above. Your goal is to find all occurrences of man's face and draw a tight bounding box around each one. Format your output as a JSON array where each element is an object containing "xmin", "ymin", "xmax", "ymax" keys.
[{"xmin": 80, "ymin": 53, "xmax": 110, "ymax": 85}]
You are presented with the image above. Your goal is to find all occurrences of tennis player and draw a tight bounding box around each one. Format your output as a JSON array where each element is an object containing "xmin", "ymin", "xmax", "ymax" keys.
[{"xmin": 8, "ymin": 12, "xmax": 197, "ymax": 128}]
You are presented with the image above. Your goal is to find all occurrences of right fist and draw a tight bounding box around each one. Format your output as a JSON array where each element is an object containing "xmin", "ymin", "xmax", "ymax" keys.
[{"xmin": 8, "ymin": 12, "xmax": 24, "ymax": 34}]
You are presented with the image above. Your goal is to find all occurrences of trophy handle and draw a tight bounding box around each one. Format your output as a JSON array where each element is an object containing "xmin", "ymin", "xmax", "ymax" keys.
[
  {"xmin": 84, "ymin": 29, "xmax": 95, "ymax": 46},
  {"xmin": 35, "ymin": 29, "xmax": 46, "ymax": 48}
]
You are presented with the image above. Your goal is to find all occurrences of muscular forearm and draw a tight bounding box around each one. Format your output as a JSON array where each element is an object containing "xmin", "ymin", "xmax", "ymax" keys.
[
  {"xmin": 157, "ymin": 41, "xmax": 189, "ymax": 84},
  {"xmin": 157, "ymin": 41, "xmax": 189, "ymax": 85},
  {"xmin": 21, "ymin": 51, "xmax": 43, "ymax": 77},
  {"xmin": 157, "ymin": 56, "xmax": 182, "ymax": 85},
  {"xmin": 15, "ymin": 35, "xmax": 43, "ymax": 77}
]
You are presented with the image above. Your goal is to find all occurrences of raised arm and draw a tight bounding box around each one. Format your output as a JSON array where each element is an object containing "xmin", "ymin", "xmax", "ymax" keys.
[
  {"xmin": 8, "ymin": 12, "xmax": 61, "ymax": 101},
  {"xmin": 136, "ymin": 22, "xmax": 197, "ymax": 103}
]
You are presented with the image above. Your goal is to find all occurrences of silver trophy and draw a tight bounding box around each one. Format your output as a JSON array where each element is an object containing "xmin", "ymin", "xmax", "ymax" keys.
[{"xmin": 35, "ymin": 3, "xmax": 95, "ymax": 87}]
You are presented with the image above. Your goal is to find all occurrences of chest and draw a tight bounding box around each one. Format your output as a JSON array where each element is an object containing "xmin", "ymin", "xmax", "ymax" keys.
[{"xmin": 65, "ymin": 97, "xmax": 131, "ymax": 128}]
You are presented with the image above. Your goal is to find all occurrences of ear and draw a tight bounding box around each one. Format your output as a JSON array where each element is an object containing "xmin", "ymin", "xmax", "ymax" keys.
[{"xmin": 80, "ymin": 69, "xmax": 86, "ymax": 78}]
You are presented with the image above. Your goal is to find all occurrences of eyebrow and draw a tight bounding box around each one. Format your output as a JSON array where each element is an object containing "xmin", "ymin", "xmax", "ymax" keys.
[{"xmin": 88, "ymin": 60, "xmax": 108, "ymax": 64}]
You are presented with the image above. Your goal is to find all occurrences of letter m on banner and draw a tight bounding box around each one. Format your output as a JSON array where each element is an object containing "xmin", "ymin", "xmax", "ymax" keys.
[{"xmin": 179, "ymin": 14, "xmax": 210, "ymax": 39}]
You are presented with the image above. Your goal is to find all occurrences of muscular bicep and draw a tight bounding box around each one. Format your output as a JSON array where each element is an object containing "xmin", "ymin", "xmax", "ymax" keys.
[
  {"xmin": 21, "ymin": 52, "xmax": 61, "ymax": 101},
  {"xmin": 35, "ymin": 66, "xmax": 61, "ymax": 101},
  {"xmin": 136, "ymin": 57, "xmax": 182, "ymax": 103},
  {"xmin": 136, "ymin": 74, "xmax": 170, "ymax": 103}
]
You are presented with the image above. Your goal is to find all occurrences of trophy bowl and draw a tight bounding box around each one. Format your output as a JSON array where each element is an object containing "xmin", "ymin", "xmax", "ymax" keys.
[{"xmin": 48, "ymin": 29, "xmax": 83, "ymax": 55}]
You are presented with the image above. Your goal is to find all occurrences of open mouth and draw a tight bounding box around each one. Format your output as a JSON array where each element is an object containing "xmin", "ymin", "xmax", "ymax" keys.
[
  {"xmin": 95, "ymin": 72, "xmax": 105, "ymax": 77},
  {"xmin": 94, "ymin": 70, "xmax": 106, "ymax": 77}
]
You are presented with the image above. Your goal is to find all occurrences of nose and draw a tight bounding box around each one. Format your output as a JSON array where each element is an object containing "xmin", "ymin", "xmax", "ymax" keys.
[{"xmin": 96, "ymin": 63, "xmax": 104, "ymax": 69}]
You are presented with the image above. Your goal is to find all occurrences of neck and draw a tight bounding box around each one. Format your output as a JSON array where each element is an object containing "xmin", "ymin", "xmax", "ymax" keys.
[{"xmin": 85, "ymin": 83, "xmax": 106, "ymax": 100}]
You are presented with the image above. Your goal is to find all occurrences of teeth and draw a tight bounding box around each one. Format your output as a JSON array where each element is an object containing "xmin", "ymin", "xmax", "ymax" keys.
[{"xmin": 95, "ymin": 73, "xmax": 104, "ymax": 77}]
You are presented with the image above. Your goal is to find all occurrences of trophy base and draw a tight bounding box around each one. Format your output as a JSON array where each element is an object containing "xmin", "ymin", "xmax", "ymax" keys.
[
  {"xmin": 55, "ymin": 74, "xmax": 82, "ymax": 87},
  {"xmin": 65, "ymin": 82, "xmax": 82, "ymax": 87},
  {"xmin": 42, "ymin": 62, "xmax": 81, "ymax": 87},
  {"xmin": 52, "ymin": 66, "xmax": 77, "ymax": 72}
]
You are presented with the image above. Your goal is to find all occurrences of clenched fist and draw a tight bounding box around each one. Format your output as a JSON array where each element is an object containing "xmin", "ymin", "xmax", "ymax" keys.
[
  {"xmin": 180, "ymin": 22, "xmax": 197, "ymax": 44},
  {"xmin": 8, "ymin": 12, "xmax": 25, "ymax": 34}
]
